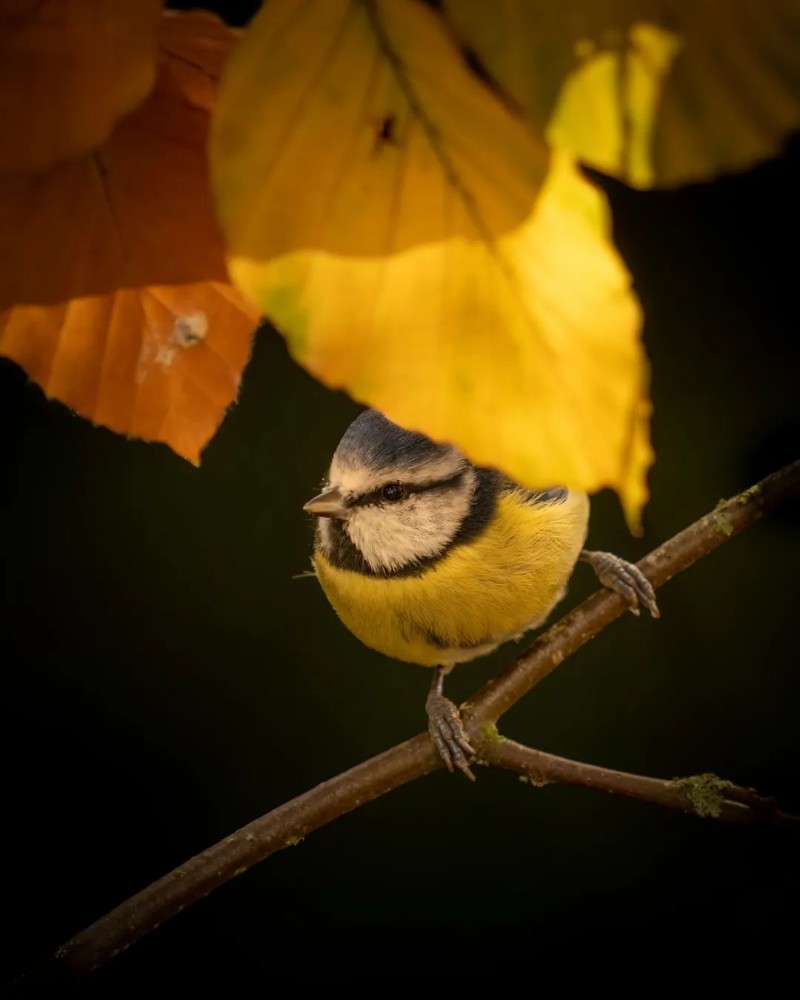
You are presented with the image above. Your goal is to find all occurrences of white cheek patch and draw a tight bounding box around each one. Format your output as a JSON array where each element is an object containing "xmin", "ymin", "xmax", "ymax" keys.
[
  {"xmin": 346, "ymin": 469, "xmax": 476, "ymax": 573},
  {"xmin": 316, "ymin": 516, "xmax": 334, "ymax": 556},
  {"xmin": 328, "ymin": 460, "xmax": 376, "ymax": 498}
]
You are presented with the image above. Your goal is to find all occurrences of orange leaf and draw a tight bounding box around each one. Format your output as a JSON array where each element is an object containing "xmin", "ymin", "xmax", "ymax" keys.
[
  {"xmin": 159, "ymin": 9, "xmax": 241, "ymax": 112},
  {"xmin": 0, "ymin": 0, "xmax": 163, "ymax": 173},
  {"xmin": 0, "ymin": 11, "xmax": 260, "ymax": 464}
]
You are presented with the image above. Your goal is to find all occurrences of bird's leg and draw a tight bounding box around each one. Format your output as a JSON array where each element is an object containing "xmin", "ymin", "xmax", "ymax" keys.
[
  {"xmin": 425, "ymin": 667, "xmax": 475, "ymax": 781},
  {"xmin": 580, "ymin": 550, "xmax": 660, "ymax": 619}
]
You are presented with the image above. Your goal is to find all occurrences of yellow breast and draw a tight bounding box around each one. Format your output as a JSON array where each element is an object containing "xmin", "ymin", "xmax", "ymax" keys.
[{"xmin": 313, "ymin": 491, "xmax": 590, "ymax": 667}]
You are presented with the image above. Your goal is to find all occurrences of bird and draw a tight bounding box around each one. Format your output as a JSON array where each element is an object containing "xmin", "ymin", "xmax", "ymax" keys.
[{"xmin": 304, "ymin": 409, "xmax": 659, "ymax": 779}]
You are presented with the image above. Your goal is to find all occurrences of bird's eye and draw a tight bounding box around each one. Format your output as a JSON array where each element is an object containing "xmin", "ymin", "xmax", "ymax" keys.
[{"xmin": 381, "ymin": 482, "xmax": 405, "ymax": 503}]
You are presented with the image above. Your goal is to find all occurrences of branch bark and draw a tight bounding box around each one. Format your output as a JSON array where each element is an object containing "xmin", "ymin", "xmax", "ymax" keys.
[
  {"xmin": 485, "ymin": 737, "xmax": 800, "ymax": 826},
  {"xmin": 18, "ymin": 459, "xmax": 800, "ymax": 989}
]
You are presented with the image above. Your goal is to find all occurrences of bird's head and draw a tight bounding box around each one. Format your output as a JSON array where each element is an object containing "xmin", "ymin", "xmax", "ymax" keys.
[{"xmin": 304, "ymin": 410, "xmax": 485, "ymax": 575}]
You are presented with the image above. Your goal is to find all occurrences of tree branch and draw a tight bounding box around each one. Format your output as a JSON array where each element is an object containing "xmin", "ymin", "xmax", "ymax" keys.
[
  {"xmin": 18, "ymin": 459, "xmax": 800, "ymax": 989},
  {"xmin": 464, "ymin": 459, "xmax": 800, "ymax": 725},
  {"xmin": 484, "ymin": 737, "xmax": 800, "ymax": 826}
]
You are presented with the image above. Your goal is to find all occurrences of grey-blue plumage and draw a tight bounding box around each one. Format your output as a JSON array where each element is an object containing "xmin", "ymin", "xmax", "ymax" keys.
[{"xmin": 334, "ymin": 409, "xmax": 455, "ymax": 474}]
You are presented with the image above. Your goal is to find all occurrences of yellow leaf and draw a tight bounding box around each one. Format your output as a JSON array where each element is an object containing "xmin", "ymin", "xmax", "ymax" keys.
[
  {"xmin": 443, "ymin": 0, "xmax": 800, "ymax": 188},
  {"xmin": 0, "ymin": 0, "xmax": 162, "ymax": 173},
  {"xmin": 212, "ymin": 0, "xmax": 651, "ymax": 527},
  {"xmin": 0, "ymin": 12, "xmax": 260, "ymax": 464}
]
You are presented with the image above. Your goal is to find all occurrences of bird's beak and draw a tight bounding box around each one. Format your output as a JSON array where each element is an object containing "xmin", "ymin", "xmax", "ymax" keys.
[{"xmin": 303, "ymin": 486, "xmax": 349, "ymax": 519}]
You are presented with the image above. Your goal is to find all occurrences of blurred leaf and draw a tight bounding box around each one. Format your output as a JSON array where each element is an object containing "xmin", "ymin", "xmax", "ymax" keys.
[
  {"xmin": 212, "ymin": 0, "xmax": 651, "ymax": 526},
  {"xmin": 0, "ymin": 11, "xmax": 259, "ymax": 465},
  {"xmin": 443, "ymin": 0, "xmax": 800, "ymax": 188},
  {"xmin": 0, "ymin": 0, "xmax": 162, "ymax": 173},
  {"xmin": 159, "ymin": 8, "xmax": 240, "ymax": 111}
]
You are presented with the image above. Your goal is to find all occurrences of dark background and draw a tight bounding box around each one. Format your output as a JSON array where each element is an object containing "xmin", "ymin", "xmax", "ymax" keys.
[{"xmin": 2, "ymin": 1, "xmax": 799, "ymax": 992}]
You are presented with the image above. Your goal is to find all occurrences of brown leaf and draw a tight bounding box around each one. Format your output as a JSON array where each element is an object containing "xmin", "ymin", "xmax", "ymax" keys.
[
  {"xmin": 0, "ymin": 0, "xmax": 163, "ymax": 173},
  {"xmin": 0, "ymin": 11, "xmax": 260, "ymax": 464}
]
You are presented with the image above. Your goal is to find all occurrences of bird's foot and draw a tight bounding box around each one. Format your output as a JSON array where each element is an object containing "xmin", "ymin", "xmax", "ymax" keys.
[
  {"xmin": 425, "ymin": 689, "xmax": 475, "ymax": 781},
  {"xmin": 580, "ymin": 549, "xmax": 660, "ymax": 619}
]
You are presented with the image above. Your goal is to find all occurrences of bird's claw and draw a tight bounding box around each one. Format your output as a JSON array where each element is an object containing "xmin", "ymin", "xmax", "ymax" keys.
[
  {"xmin": 425, "ymin": 690, "xmax": 476, "ymax": 780},
  {"xmin": 581, "ymin": 550, "xmax": 660, "ymax": 619}
]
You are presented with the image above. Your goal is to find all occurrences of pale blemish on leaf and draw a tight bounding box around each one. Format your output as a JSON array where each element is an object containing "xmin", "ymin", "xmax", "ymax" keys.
[
  {"xmin": 139, "ymin": 311, "xmax": 209, "ymax": 376},
  {"xmin": 172, "ymin": 311, "xmax": 208, "ymax": 348}
]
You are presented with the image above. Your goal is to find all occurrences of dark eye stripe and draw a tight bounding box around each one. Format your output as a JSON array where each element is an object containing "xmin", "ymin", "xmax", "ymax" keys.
[
  {"xmin": 349, "ymin": 470, "xmax": 467, "ymax": 508},
  {"xmin": 325, "ymin": 467, "xmax": 500, "ymax": 577}
]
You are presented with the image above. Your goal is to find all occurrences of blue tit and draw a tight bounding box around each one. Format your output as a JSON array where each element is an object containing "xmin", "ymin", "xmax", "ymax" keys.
[{"xmin": 305, "ymin": 410, "xmax": 658, "ymax": 779}]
